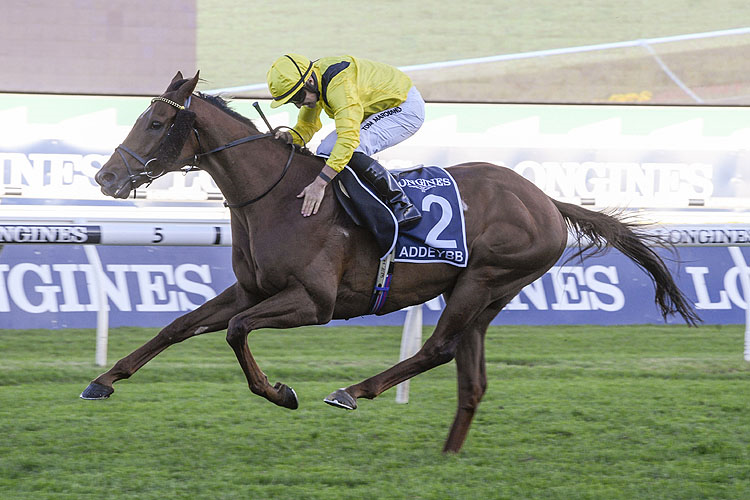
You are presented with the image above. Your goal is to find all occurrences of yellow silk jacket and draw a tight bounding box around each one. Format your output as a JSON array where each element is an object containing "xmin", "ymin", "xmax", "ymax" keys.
[{"xmin": 291, "ymin": 55, "xmax": 412, "ymax": 172}]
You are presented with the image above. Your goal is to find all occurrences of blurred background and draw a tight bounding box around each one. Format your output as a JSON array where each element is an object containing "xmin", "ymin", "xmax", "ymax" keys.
[{"xmin": 2, "ymin": 0, "xmax": 749, "ymax": 104}]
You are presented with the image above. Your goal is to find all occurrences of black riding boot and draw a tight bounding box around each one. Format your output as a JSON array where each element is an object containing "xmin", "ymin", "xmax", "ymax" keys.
[{"xmin": 348, "ymin": 152, "xmax": 421, "ymax": 229}]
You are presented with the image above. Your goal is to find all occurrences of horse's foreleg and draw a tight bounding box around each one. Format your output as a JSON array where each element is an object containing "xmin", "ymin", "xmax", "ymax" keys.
[
  {"xmin": 225, "ymin": 283, "xmax": 331, "ymax": 410},
  {"xmin": 80, "ymin": 283, "xmax": 252, "ymax": 399}
]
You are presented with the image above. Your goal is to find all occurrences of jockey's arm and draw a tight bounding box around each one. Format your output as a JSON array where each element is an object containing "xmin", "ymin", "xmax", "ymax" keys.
[
  {"xmin": 295, "ymin": 79, "xmax": 365, "ymax": 217},
  {"xmin": 291, "ymin": 106, "xmax": 322, "ymax": 146}
]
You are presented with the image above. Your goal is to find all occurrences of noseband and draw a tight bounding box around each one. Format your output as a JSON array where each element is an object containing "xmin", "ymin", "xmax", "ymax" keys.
[{"xmin": 114, "ymin": 95, "xmax": 295, "ymax": 207}]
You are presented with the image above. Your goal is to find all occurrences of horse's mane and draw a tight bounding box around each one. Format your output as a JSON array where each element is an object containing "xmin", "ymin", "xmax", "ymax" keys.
[
  {"xmin": 167, "ymin": 79, "xmax": 316, "ymax": 158},
  {"xmin": 198, "ymin": 93, "xmax": 317, "ymax": 157},
  {"xmin": 198, "ymin": 92, "xmax": 260, "ymax": 131},
  {"xmin": 165, "ymin": 78, "xmax": 258, "ymax": 130}
]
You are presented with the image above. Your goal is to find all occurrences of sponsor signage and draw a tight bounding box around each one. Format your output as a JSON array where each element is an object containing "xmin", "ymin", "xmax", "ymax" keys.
[
  {"xmin": 0, "ymin": 245, "xmax": 231, "ymax": 329},
  {"xmin": 0, "ymin": 225, "xmax": 100, "ymax": 244},
  {"xmin": 655, "ymin": 226, "xmax": 750, "ymax": 246},
  {"xmin": 0, "ymin": 224, "xmax": 230, "ymax": 246},
  {"xmin": 1, "ymin": 95, "xmax": 749, "ymax": 328},
  {"xmin": 0, "ymin": 94, "xmax": 218, "ymax": 201},
  {"xmin": 0, "ymin": 245, "xmax": 746, "ymax": 329},
  {"xmin": 2, "ymin": 95, "xmax": 750, "ymax": 207}
]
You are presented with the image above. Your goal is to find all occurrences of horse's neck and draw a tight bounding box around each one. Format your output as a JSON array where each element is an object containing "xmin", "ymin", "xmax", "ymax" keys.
[{"xmin": 197, "ymin": 104, "xmax": 307, "ymax": 207}]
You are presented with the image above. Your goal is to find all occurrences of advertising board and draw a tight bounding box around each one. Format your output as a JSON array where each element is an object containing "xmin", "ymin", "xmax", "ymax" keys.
[
  {"xmin": 0, "ymin": 244, "xmax": 746, "ymax": 329},
  {"xmin": 1, "ymin": 94, "xmax": 749, "ymax": 328},
  {"xmin": 2, "ymin": 95, "xmax": 750, "ymax": 208}
]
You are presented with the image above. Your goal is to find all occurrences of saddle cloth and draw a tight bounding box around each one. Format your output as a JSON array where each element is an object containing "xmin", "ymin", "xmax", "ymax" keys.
[{"xmin": 332, "ymin": 165, "xmax": 468, "ymax": 267}]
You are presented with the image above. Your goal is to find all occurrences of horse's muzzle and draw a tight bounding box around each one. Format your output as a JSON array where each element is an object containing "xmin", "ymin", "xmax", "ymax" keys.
[{"xmin": 95, "ymin": 168, "xmax": 130, "ymax": 199}]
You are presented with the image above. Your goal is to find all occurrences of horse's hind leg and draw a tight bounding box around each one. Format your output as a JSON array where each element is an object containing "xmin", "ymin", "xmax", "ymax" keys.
[
  {"xmin": 325, "ymin": 268, "xmax": 537, "ymax": 452},
  {"xmin": 80, "ymin": 283, "xmax": 252, "ymax": 399},
  {"xmin": 325, "ymin": 270, "xmax": 500, "ymax": 409},
  {"xmin": 443, "ymin": 304, "xmax": 501, "ymax": 453}
]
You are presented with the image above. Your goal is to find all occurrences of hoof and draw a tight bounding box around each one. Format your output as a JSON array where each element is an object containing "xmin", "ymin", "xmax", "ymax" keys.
[
  {"xmin": 324, "ymin": 388, "xmax": 357, "ymax": 410},
  {"xmin": 274, "ymin": 382, "xmax": 299, "ymax": 410},
  {"xmin": 80, "ymin": 382, "xmax": 114, "ymax": 400}
]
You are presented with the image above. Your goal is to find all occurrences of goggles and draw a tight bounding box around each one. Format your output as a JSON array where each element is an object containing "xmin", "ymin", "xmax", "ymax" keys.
[{"xmin": 288, "ymin": 86, "xmax": 307, "ymax": 106}]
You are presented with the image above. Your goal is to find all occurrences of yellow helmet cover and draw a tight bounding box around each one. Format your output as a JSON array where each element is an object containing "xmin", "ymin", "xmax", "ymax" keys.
[{"xmin": 267, "ymin": 54, "xmax": 313, "ymax": 108}]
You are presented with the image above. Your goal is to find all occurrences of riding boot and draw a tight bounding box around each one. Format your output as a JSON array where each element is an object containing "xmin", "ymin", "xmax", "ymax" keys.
[{"xmin": 348, "ymin": 152, "xmax": 422, "ymax": 229}]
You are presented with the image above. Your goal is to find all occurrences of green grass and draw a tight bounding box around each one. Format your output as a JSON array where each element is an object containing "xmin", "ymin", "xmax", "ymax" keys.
[
  {"xmin": 197, "ymin": 0, "xmax": 750, "ymax": 91},
  {"xmin": 1, "ymin": 324, "xmax": 750, "ymax": 499}
]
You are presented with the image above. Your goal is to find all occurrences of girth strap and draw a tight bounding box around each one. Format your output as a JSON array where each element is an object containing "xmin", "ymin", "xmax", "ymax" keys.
[{"xmin": 369, "ymin": 249, "xmax": 395, "ymax": 314}]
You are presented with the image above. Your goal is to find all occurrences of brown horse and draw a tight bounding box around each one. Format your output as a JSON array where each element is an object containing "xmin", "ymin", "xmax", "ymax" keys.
[{"xmin": 82, "ymin": 72, "xmax": 699, "ymax": 453}]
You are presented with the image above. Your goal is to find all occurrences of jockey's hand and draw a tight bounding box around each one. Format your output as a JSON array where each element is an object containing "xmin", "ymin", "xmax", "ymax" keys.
[
  {"xmin": 274, "ymin": 130, "xmax": 293, "ymax": 144},
  {"xmin": 297, "ymin": 177, "xmax": 327, "ymax": 217},
  {"xmin": 297, "ymin": 165, "xmax": 337, "ymax": 217}
]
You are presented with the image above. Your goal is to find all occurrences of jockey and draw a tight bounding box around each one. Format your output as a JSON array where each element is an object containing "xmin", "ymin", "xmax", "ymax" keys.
[{"xmin": 266, "ymin": 54, "xmax": 424, "ymax": 228}]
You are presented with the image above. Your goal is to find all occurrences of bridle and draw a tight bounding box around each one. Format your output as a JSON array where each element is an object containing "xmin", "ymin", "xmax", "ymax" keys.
[{"xmin": 114, "ymin": 95, "xmax": 297, "ymax": 208}]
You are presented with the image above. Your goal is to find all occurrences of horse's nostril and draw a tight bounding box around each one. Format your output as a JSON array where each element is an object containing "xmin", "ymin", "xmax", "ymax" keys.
[{"xmin": 98, "ymin": 172, "xmax": 116, "ymax": 185}]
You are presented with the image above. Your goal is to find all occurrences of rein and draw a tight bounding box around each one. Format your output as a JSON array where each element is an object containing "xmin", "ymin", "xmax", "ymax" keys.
[{"xmin": 115, "ymin": 95, "xmax": 296, "ymax": 207}]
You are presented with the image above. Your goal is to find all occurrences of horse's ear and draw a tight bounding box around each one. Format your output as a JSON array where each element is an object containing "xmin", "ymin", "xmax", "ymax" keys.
[
  {"xmin": 175, "ymin": 71, "xmax": 200, "ymax": 102},
  {"xmin": 170, "ymin": 71, "xmax": 184, "ymax": 87}
]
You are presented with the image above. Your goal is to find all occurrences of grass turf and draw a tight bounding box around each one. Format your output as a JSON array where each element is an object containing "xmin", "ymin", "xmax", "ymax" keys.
[
  {"xmin": 1, "ymin": 324, "xmax": 749, "ymax": 499},
  {"xmin": 196, "ymin": 0, "xmax": 750, "ymax": 104}
]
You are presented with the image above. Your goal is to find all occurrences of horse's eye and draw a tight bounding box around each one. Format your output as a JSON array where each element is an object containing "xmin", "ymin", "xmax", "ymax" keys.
[{"xmin": 150, "ymin": 121, "xmax": 163, "ymax": 130}]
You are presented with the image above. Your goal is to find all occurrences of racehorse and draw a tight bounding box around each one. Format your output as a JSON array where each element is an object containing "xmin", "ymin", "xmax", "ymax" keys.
[{"xmin": 82, "ymin": 72, "xmax": 700, "ymax": 453}]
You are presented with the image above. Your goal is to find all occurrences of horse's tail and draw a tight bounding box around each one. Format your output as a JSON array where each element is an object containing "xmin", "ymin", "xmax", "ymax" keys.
[{"xmin": 551, "ymin": 198, "xmax": 701, "ymax": 326}]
